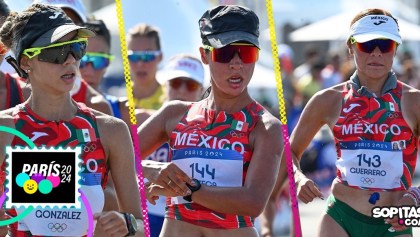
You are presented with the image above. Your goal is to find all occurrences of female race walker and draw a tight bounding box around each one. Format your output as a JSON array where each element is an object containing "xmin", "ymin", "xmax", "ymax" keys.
[
  {"xmin": 293, "ymin": 8, "xmax": 420, "ymax": 237},
  {"xmin": 137, "ymin": 5, "xmax": 283, "ymax": 237}
]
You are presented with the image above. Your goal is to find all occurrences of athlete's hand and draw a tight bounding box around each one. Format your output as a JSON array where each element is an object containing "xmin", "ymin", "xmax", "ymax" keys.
[
  {"xmin": 94, "ymin": 211, "xmax": 128, "ymax": 237},
  {"xmin": 296, "ymin": 174, "xmax": 324, "ymax": 203},
  {"xmin": 145, "ymin": 182, "xmax": 181, "ymax": 205},
  {"xmin": 143, "ymin": 160, "xmax": 192, "ymax": 196},
  {"xmin": 385, "ymin": 195, "xmax": 414, "ymax": 232}
]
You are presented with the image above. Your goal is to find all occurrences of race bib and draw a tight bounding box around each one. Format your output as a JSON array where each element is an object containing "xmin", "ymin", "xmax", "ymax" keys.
[
  {"xmin": 16, "ymin": 173, "xmax": 104, "ymax": 236},
  {"xmin": 337, "ymin": 141, "xmax": 403, "ymax": 189},
  {"xmin": 171, "ymin": 148, "xmax": 243, "ymax": 204}
]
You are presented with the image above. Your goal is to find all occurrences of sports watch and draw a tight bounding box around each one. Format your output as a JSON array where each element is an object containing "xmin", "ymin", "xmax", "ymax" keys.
[
  {"xmin": 183, "ymin": 178, "xmax": 202, "ymax": 202},
  {"xmin": 122, "ymin": 212, "xmax": 138, "ymax": 236}
]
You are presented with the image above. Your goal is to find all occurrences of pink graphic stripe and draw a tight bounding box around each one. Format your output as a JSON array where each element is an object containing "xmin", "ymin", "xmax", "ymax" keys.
[
  {"xmin": 0, "ymin": 188, "xmax": 6, "ymax": 206},
  {"xmin": 130, "ymin": 125, "xmax": 150, "ymax": 237},
  {"xmin": 282, "ymin": 124, "xmax": 302, "ymax": 237}
]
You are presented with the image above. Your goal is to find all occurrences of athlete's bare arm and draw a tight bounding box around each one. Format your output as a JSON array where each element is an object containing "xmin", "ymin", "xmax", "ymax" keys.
[
  {"xmin": 138, "ymin": 101, "xmax": 193, "ymax": 196},
  {"xmin": 385, "ymin": 84, "xmax": 420, "ymax": 232},
  {"xmin": 292, "ymin": 85, "xmax": 343, "ymax": 203},
  {"xmin": 401, "ymin": 84, "xmax": 420, "ymax": 138}
]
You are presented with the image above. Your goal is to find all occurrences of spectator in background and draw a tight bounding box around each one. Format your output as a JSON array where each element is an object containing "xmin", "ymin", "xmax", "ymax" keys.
[
  {"xmin": 156, "ymin": 54, "xmax": 204, "ymax": 102},
  {"xmin": 339, "ymin": 57, "xmax": 356, "ymax": 82},
  {"xmin": 321, "ymin": 52, "xmax": 343, "ymax": 88},
  {"xmin": 127, "ymin": 23, "xmax": 165, "ymax": 110},
  {"xmin": 278, "ymin": 43, "xmax": 294, "ymax": 77},
  {"xmin": 293, "ymin": 46, "xmax": 319, "ymax": 82},
  {"xmin": 399, "ymin": 59, "xmax": 420, "ymax": 89},
  {"xmin": 80, "ymin": 18, "xmax": 132, "ymax": 123},
  {"xmin": 296, "ymin": 61, "xmax": 325, "ymax": 106},
  {"xmin": 277, "ymin": 43, "xmax": 299, "ymax": 129}
]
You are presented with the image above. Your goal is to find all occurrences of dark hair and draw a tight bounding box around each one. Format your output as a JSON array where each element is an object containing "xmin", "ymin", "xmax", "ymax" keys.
[
  {"xmin": 83, "ymin": 17, "xmax": 111, "ymax": 48},
  {"xmin": 0, "ymin": 4, "xmax": 72, "ymax": 78},
  {"xmin": 0, "ymin": 0, "xmax": 10, "ymax": 18},
  {"xmin": 127, "ymin": 23, "xmax": 161, "ymax": 50},
  {"xmin": 347, "ymin": 8, "xmax": 399, "ymax": 46}
]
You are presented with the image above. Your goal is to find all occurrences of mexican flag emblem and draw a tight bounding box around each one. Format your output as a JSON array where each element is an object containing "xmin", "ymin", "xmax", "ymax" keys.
[
  {"xmin": 76, "ymin": 128, "xmax": 97, "ymax": 142},
  {"xmin": 385, "ymin": 102, "xmax": 397, "ymax": 112},
  {"xmin": 231, "ymin": 120, "xmax": 249, "ymax": 132}
]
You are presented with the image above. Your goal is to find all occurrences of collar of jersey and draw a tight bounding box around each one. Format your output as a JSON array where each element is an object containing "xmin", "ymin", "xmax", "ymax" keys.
[{"xmin": 349, "ymin": 71, "xmax": 397, "ymax": 98}]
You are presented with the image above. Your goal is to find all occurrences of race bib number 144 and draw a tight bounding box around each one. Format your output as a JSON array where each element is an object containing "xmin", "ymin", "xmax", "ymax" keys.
[{"xmin": 171, "ymin": 148, "xmax": 243, "ymax": 204}]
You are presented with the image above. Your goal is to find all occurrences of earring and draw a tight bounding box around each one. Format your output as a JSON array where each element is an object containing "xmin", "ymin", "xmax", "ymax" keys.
[{"xmin": 25, "ymin": 69, "xmax": 31, "ymax": 74}]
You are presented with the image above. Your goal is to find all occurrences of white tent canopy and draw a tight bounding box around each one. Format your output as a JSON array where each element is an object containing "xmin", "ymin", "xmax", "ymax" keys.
[{"xmin": 289, "ymin": 12, "xmax": 420, "ymax": 42}]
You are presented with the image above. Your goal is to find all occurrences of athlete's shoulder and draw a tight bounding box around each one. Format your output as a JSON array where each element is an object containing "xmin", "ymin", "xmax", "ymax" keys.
[
  {"xmin": 91, "ymin": 109, "xmax": 131, "ymax": 149},
  {"xmin": 258, "ymin": 104, "xmax": 281, "ymax": 126},
  {"xmin": 318, "ymin": 81, "xmax": 346, "ymax": 97},
  {"xmin": 252, "ymin": 102, "xmax": 282, "ymax": 139},
  {"xmin": 89, "ymin": 107, "xmax": 126, "ymax": 127},
  {"xmin": 306, "ymin": 82, "xmax": 344, "ymax": 109}
]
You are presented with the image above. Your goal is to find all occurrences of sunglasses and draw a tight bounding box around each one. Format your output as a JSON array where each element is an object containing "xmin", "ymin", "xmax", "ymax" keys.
[
  {"xmin": 127, "ymin": 50, "xmax": 161, "ymax": 63},
  {"xmin": 23, "ymin": 38, "xmax": 87, "ymax": 64},
  {"xmin": 80, "ymin": 52, "xmax": 114, "ymax": 70},
  {"xmin": 203, "ymin": 43, "xmax": 259, "ymax": 63},
  {"xmin": 351, "ymin": 37, "xmax": 398, "ymax": 54},
  {"xmin": 169, "ymin": 78, "xmax": 201, "ymax": 92}
]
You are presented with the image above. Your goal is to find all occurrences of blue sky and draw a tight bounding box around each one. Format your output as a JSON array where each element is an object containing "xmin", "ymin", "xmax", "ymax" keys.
[{"xmin": 273, "ymin": 0, "xmax": 419, "ymax": 28}]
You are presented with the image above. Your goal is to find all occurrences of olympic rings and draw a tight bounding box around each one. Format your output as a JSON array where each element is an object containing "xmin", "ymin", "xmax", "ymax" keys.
[
  {"xmin": 229, "ymin": 130, "xmax": 244, "ymax": 138},
  {"xmin": 48, "ymin": 223, "xmax": 67, "ymax": 232},
  {"xmin": 82, "ymin": 143, "xmax": 97, "ymax": 153},
  {"xmin": 360, "ymin": 177, "xmax": 375, "ymax": 185},
  {"xmin": 387, "ymin": 112, "xmax": 399, "ymax": 119}
]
